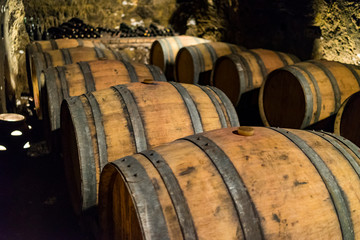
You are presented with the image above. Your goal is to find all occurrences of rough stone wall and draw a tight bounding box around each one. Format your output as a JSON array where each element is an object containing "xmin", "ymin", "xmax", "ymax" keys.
[
  {"xmin": 3, "ymin": 0, "xmax": 360, "ymax": 113},
  {"xmin": 313, "ymin": 0, "xmax": 360, "ymax": 64},
  {"xmin": 3, "ymin": 0, "xmax": 30, "ymax": 113},
  {"xmin": 171, "ymin": 0, "xmax": 360, "ymax": 64},
  {"xmin": 23, "ymin": 0, "xmax": 176, "ymax": 31},
  {"xmin": 2, "ymin": 0, "xmax": 176, "ymax": 113}
]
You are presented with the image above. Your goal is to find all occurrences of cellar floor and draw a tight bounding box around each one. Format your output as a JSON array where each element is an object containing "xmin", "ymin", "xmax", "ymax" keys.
[{"xmin": 0, "ymin": 119, "xmax": 90, "ymax": 240}]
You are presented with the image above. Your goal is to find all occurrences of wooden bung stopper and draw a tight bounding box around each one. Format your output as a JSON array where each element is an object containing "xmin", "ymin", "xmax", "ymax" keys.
[{"xmin": 236, "ymin": 126, "xmax": 254, "ymax": 136}]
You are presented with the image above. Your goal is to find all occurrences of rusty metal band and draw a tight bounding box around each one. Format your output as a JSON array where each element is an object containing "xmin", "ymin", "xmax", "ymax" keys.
[
  {"xmin": 207, "ymin": 86, "xmax": 240, "ymax": 127},
  {"xmin": 60, "ymin": 48, "xmax": 73, "ymax": 65},
  {"xmin": 273, "ymin": 51, "xmax": 289, "ymax": 66},
  {"xmin": 78, "ymin": 61, "xmax": 96, "ymax": 92},
  {"xmin": 248, "ymin": 50, "xmax": 268, "ymax": 79},
  {"xmin": 183, "ymin": 134, "xmax": 263, "ymax": 240},
  {"xmin": 109, "ymin": 48, "xmax": 126, "ymax": 61},
  {"xmin": 56, "ymin": 66, "xmax": 70, "ymax": 99},
  {"xmin": 292, "ymin": 65, "xmax": 322, "ymax": 123},
  {"xmin": 288, "ymin": 53, "xmax": 301, "ymax": 64},
  {"xmin": 321, "ymin": 131, "xmax": 360, "ymax": 161},
  {"xmin": 203, "ymin": 43, "xmax": 218, "ymax": 65},
  {"xmin": 44, "ymin": 68, "xmax": 61, "ymax": 130},
  {"xmin": 94, "ymin": 47, "xmax": 106, "ymax": 59},
  {"xmin": 66, "ymin": 97, "xmax": 96, "ymax": 210},
  {"xmin": 228, "ymin": 44, "xmax": 244, "ymax": 53},
  {"xmin": 168, "ymin": 81, "xmax": 203, "ymax": 134},
  {"xmin": 35, "ymin": 42, "xmax": 43, "ymax": 52},
  {"xmin": 173, "ymin": 36, "xmax": 183, "ymax": 52},
  {"xmin": 141, "ymin": 150, "xmax": 198, "ymax": 240},
  {"xmin": 43, "ymin": 52, "xmax": 53, "ymax": 68},
  {"xmin": 112, "ymin": 85, "xmax": 147, "ymax": 152},
  {"xmin": 309, "ymin": 130, "xmax": 360, "ymax": 179},
  {"xmin": 111, "ymin": 156, "xmax": 170, "ymax": 240},
  {"xmin": 85, "ymin": 92, "xmax": 108, "ymax": 171},
  {"xmin": 163, "ymin": 38, "xmax": 174, "ymax": 68},
  {"xmin": 197, "ymin": 85, "xmax": 228, "ymax": 128},
  {"xmin": 282, "ymin": 66, "xmax": 313, "ymax": 128},
  {"xmin": 343, "ymin": 64, "xmax": 360, "ymax": 88},
  {"xmin": 271, "ymin": 127, "xmax": 354, "ymax": 240},
  {"xmin": 50, "ymin": 39, "xmax": 58, "ymax": 50},
  {"xmin": 122, "ymin": 60, "xmax": 138, "ymax": 82},
  {"xmin": 188, "ymin": 46, "xmax": 204, "ymax": 84},
  {"xmin": 308, "ymin": 60, "xmax": 341, "ymax": 114},
  {"xmin": 146, "ymin": 65, "xmax": 167, "ymax": 82},
  {"xmin": 231, "ymin": 53, "xmax": 253, "ymax": 91}
]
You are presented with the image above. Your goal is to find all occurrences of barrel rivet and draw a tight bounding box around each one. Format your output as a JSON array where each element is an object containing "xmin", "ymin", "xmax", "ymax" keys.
[{"xmin": 236, "ymin": 126, "xmax": 254, "ymax": 136}]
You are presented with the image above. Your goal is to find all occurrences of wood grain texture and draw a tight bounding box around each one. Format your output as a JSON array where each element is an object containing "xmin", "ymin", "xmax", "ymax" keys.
[
  {"xmin": 61, "ymin": 81, "xmax": 239, "ymax": 214},
  {"xmin": 99, "ymin": 126, "xmax": 360, "ymax": 239},
  {"xmin": 259, "ymin": 60, "xmax": 360, "ymax": 129},
  {"xmin": 211, "ymin": 49, "xmax": 300, "ymax": 105}
]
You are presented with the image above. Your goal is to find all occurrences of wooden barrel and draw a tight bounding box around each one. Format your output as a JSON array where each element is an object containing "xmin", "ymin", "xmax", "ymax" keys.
[
  {"xmin": 26, "ymin": 38, "xmax": 106, "ymax": 56},
  {"xmin": 61, "ymin": 81, "xmax": 239, "ymax": 215},
  {"xmin": 43, "ymin": 59, "xmax": 166, "ymax": 133},
  {"xmin": 30, "ymin": 46, "xmax": 129, "ymax": 118},
  {"xmin": 334, "ymin": 91, "xmax": 360, "ymax": 147},
  {"xmin": 101, "ymin": 36, "xmax": 160, "ymax": 49},
  {"xmin": 259, "ymin": 60, "xmax": 360, "ymax": 129},
  {"xmin": 175, "ymin": 42, "xmax": 245, "ymax": 85},
  {"xmin": 211, "ymin": 49, "xmax": 300, "ymax": 105},
  {"xmin": 150, "ymin": 36, "xmax": 210, "ymax": 80},
  {"xmin": 99, "ymin": 126, "xmax": 360, "ymax": 240}
]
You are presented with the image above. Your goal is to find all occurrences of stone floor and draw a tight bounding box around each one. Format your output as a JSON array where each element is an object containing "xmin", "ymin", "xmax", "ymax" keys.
[{"xmin": 0, "ymin": 119, "xmax": 91, "ymax": 240}]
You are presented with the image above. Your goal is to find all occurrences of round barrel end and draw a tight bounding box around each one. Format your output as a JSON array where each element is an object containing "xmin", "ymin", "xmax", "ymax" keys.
[
  {"xmin": 150, "ymin": 41, "xmax": 165, "ymax": 72},
  {"xmin": 259, "ymin": 68, "xmax": 306, "ymax": 128},
  {"xmin": 211, "ymin": 54, "xmax": 242, "ymax": 105},
  {"xmin": 99, "ymin": 163, "xmax": 143, "ymax": 240},
  {"xmin": 334, "ymin": 91, "xmax": 360, "ymax": 147},
  {"xmin": 174, "ymin": 47, "xmax": 195, "ymax": 84}
]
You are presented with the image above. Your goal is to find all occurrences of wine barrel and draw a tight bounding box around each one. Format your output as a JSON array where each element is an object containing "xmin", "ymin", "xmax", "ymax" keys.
[
  {"xmin": 334, "ymin": 91, "xmax": 360, "ymax": 147},
  {"xmin": 101, "ymin": 36, "xmax": 160, "ymax": 49},
  {"xmin": 175, "ymin": 42, "xmax": 245, "ymax": 85},
  {"xmin": 26, "ymin": 39, "xmax": 106, "ymax": 95},
  {"xmin": 61, "ymin": 81, "xmax": 239, "ymax": 215},
  {"xmin": 43, "ymin": 59, "xmax": 166, "ymax": 139},
  {"xmin": 259, "ymin": 60, "xmax": 360, "ymax": 129},
  {"xmin": 99, "ymin": 126, "xmax": 360, "ymax": 240},
  {"xmin": 211, "ymin": 49, "xmax": 300, "ymax": 105},
  {"xmin": 150, "ymin": 36, "xmax": 210, "ymax": 80},
  {"xmin": 26, "ymin": 38, "xmax": 106, "ymax": 56},
  {"xmin": 30, "ymin": 46, "xmax": 129, "ymax": 118}
]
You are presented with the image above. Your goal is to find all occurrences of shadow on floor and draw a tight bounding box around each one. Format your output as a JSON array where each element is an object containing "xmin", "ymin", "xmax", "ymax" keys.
[{"xmin": 0, "ymin": 141, "xmax": 90, "ymax": 240}]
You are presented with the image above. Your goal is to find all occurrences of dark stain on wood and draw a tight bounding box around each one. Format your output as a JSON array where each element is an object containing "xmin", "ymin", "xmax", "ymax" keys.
[
  {"xmin": 294, "ymin": 180, "xmax": 308, "ymax": 186},
  {"xmin": 179, "ymin": 166, "xmax": 196, "ymax": 176},
  {"xmin": 151, "ymin": 178, "xmax": 160, "ymax": 191},
  {"xmin": 214, "ymin": 206, "xmax": 221, "ymax": 216},
  {"xmin": 272, "ymin": 213, "xmax": 281, "ymax": 223}
]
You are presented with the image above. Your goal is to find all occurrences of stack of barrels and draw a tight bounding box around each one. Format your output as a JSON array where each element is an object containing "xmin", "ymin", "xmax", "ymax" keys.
[{"xmin": 25, "ymin": 31, "xmax": 360, "ymax": 240}]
